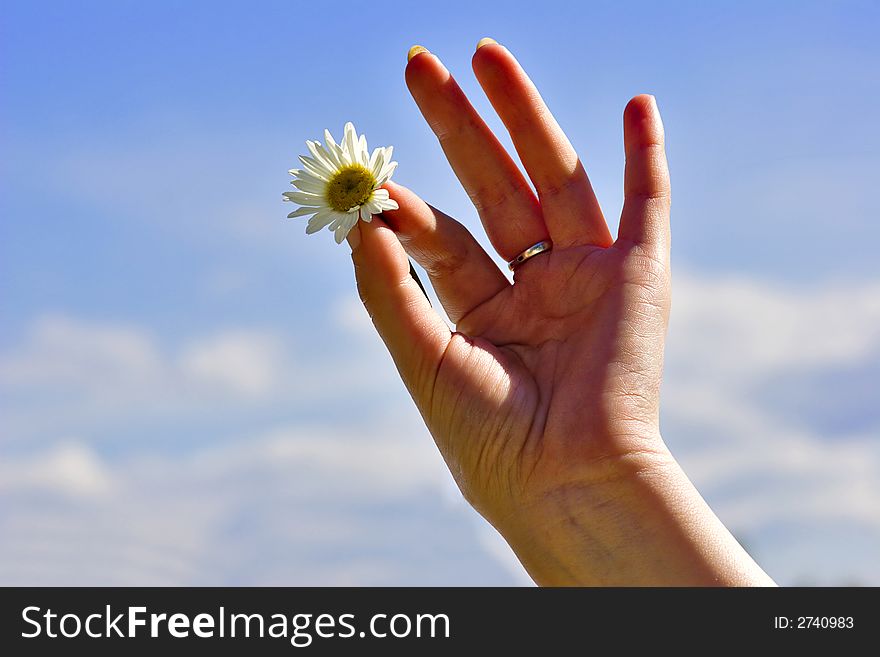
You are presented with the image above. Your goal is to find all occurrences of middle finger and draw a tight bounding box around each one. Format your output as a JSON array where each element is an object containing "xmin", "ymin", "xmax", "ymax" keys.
[{"xmin": 472, "ymin": 41, "xmax": 613, "ymax": 248}]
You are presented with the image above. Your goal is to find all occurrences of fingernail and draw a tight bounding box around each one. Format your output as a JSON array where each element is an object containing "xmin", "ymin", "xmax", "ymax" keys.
[
  {"xmin": 476, "ymin": 37, "xmax": 498, "ymax": 50},
  {"xmin": 407, "ymin": 45, "xmax": 429, "ymax": 62},
  {"xmin": 346, "ymin": 223, "xmax": 362, "ymax": 251}
]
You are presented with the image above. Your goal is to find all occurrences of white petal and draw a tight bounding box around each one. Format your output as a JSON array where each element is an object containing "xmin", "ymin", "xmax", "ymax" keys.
[
  {"xmin": 358, "ymin": 135, "xmax": 370, "ymax": 167},
  {"xmin": 288, "ymin": 206, "xmax": 318, "ymax": 218},
  {"xmin": 291, "ymin": 170, "xmax": 326, "ymax": 189},
  {"xmin": 327, "ymin": 214, "xmax": 346, "ymax": 242},
  {"xmin": 307, "ymin": 140, "xmax": 337, "ymax": 172},
  {"xmin": 295, "ymin": 166, "xmax": 326, "ymax": 181},
  {"xmin": 306, "ymin": 209, "xmax": 335, "ymax": 234},
  {"xmin": 298, "ymin": 164, "xmax": 329, "ymax": 184},
  {"xmin": 370, "ymin": 147, "xmax": 385, "ymax": 178},
  {"xmin": 322, "ymin": 143, "xmax": 344, "ymax": 170},
  {"xmin": 320, "ymin": 143, "xmax": 340, "ymax": 169},
  {"xmin": 328, "ymin": 212, "xmax": 346, "ymax": 230},
  {"xmin": 344, "ymin": 121, "xmax": 357, "ymax": 143},
  {"xmin": 371, "ymin": 188, "xmax": 390, "ymax": 201},
  {"xmin": 334, "ymin": 213, "xmax": 359, "ymax": 244},
  {"xmin": 322, "ymin": 130, "xmax": 345, "ymax": 168},
  {"xmin": 372, "ymin": 196, "xmax": 398, "ymax": 212},
  {"xmin": 298, "ymin": 155, "xmax": 331, "ymax": 181},
  {"xmin": 344, "ymin": 122, "xmax": 359, "ymax": 166},
  {"xmin": 360, "ymin": 206, "xmax": 371, "ymax": 221},
  {"xmin": 284, "ymin": 191, "xmax": 326, "ymax": 206},
  {"xmin": 291, "ymin": 178, "xmax": 326, "ymax": 194},
  {"xmin": 377, "ymin": 160, "xmax": 398, "ymax": 184}
]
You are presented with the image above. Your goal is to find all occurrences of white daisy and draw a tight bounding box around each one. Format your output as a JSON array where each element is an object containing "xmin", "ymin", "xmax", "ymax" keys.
[{"xmin": 283, "ymin": 122, "xmax": 399, "ymax": 243}]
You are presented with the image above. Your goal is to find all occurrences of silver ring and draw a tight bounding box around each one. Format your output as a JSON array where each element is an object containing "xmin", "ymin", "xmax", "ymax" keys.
[{"xmin": 508, "ymin": 240, "xmax": 552, "ymax": 271}]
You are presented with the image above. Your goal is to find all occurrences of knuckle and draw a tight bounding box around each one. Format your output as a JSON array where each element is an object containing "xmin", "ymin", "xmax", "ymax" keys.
[
  {"xmin": 535, "ymin": 170, "xmax": 583, "ymax": 201},
  {"xmin": 469, "ymin": 176, "xmax": 530, "ymax": 215}
]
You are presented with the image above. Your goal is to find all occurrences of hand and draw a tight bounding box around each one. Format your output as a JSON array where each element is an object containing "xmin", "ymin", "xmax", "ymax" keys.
[{"xmin": 347, "ymin": 41, "xmax": 773, "ymax": 586}]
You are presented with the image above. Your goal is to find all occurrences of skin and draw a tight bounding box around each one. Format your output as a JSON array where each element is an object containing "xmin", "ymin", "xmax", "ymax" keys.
[{"xmin": 345, "ymin": 41, "xmax": 775, "ymax": 586}]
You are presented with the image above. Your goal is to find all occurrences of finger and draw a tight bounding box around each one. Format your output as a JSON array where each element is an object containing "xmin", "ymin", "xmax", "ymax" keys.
[
  {"xmin": 472, "ymin": 40, "xmax": 612, "ymax": 248},
  {"xmin": 406, "ymin": 47, "xmax": 547, "ymax": 260},
  {"xmin": 617, "ymin": 95, "xmax": 671, "ymax": 256},
  {"xmin": 381, "ymin": 181, "xmax": 509, "ymax": 324},
  {"xmin": 347, "ymin": 217, "xmax": 452, "ymax": 400}
]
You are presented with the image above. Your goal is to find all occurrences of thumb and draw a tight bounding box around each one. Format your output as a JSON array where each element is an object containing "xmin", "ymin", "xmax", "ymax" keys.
[{"xmin": 348, "ymin": 217, "xmax": 452, "ymax": 402}]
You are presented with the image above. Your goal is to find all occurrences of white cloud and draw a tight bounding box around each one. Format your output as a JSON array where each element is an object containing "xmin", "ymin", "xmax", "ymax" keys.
[
  {"xmin": 662, "ymin": 273, "xmax": 880, "ymax": 584},
  {"xmin": 668, "ymin": 275, "xmax": 880, "ymax": 381},
  {"xmin": 0, "ymin": 312, "xmax": 397, "ymax": 442},
  {"xmin": 0, "ymin": 314, "xmax": 164, "ymax": 392},
  {"xmin": 0, "ymin": 442, "xmax": 114, "ymax": 498},
  {"xmin": 0, "ymin": 423, "xmax": 514, "ymax": 586},
  {"xmin": 180, "ymin": 330, "xmax": 285, "ymax": 398},
  {"xmin": 0, "ymin": 309, "xmax": 516, "ymax": 585}
]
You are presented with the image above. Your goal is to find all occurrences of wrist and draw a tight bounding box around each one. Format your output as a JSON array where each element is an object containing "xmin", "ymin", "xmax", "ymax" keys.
[{"xmin": 495, "ymin": 442, "xmax": 773, "ymax": 586}]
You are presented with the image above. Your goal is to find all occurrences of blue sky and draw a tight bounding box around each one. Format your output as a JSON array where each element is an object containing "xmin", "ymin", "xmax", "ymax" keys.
[{"xmin": 2, "ymin": 0, "xmax": 879, "ymax": 585}]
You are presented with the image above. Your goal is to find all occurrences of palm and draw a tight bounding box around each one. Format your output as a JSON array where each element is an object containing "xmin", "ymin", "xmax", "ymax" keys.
[{"xmin": 425, "ymin": 241, "xmax": 669, "ymax": 515}]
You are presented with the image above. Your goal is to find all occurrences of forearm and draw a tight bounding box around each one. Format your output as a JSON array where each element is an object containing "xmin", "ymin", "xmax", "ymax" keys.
[{"xmin": 498, "ymin": 445, "xmax": 776, "ymax": 586}]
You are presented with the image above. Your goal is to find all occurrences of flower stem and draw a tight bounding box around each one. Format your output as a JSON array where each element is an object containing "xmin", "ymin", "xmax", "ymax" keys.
[{"xmin": 408, "ymin": 260, "xmax": 431, "ymax": 306}]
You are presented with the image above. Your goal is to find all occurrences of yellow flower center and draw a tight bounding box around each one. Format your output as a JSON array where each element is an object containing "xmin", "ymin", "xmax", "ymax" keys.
[{"xmin": 325, "ymin": 164, "xmax": 376, "ymax": 212}]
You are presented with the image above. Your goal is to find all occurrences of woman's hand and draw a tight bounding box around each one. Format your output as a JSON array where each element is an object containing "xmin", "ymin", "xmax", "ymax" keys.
[{"xmin": 347, "ymin": 41, "xmax": 773, "ymax": 586}]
